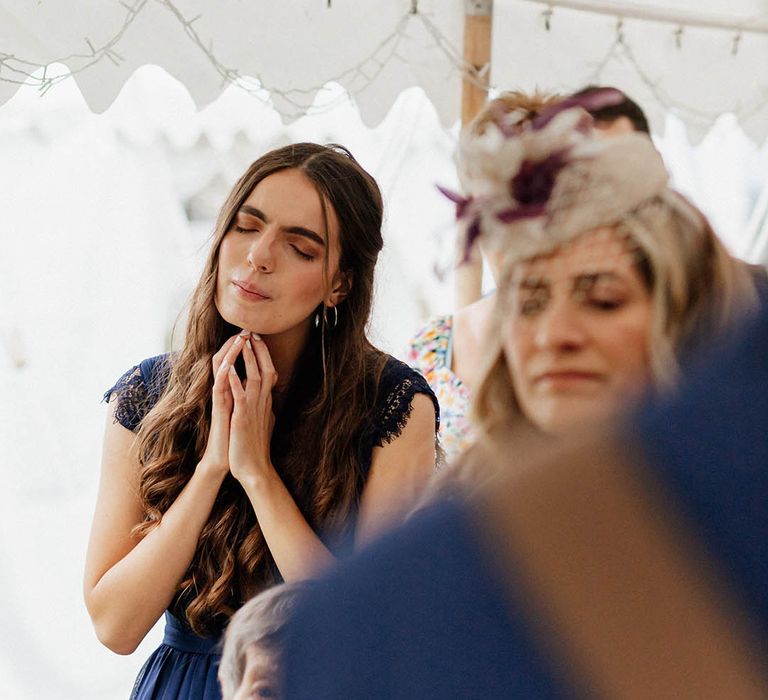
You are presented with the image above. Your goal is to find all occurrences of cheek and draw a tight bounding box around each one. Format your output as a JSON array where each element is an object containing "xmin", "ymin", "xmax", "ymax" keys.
[
  {"xmin": 603, "ymin": 313, "xmax": 652, "ymax": 378},
  {"xmin": 288, "ymin": 266, "xmax": 326, "ymax": 305},
  {"xmin": 215, "ymin": 237, "xmax": 238, "ymax": 288},
  {"xmin": 502, "ymin": 319, "xmax": 531, "ymax": 378}
]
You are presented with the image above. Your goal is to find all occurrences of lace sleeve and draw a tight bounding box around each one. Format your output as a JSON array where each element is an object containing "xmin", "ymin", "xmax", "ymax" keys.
[
  {"xmin": 103, "ymin": 354, "xmax": 171, "ymax": 433},
  {"xmin": 372, "ymin": 358, "xmax": 440, "ymax": 448}
]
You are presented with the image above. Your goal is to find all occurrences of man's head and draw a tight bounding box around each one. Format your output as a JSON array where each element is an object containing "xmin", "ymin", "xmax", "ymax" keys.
[
  {"xmin": 219, "ymin": 583, "xmax": 306, "ymax": 700},
  {"xmin": 573, "ymin": 85, "xmax": 651, "ymax": 136}
]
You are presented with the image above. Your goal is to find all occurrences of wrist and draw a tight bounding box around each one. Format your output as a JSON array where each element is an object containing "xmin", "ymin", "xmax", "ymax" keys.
[
  {"xmin": 238, "ymin": 461, "xmax": 278, "ymax": 496},
  {"xmin": 194, "ymin": 459, "xmax": 229, "ymax": 484}
]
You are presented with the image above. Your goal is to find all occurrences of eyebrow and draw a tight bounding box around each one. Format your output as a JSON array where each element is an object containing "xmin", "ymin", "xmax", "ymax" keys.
[
  {"xmin": 238, "ymin": 205, "xmax": 326, "ymax": 247},
  {"xmin": 517, "ymin": 271, "xmax": 626, "ymax": 292},
  {"xmin": 572, "ymin": 272, "xmax": 624, "ymax": 287}
]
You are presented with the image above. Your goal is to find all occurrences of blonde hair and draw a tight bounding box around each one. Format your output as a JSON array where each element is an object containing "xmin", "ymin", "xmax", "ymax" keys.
[
  {"xmin": 473, "ymin": 194, "xmax": 759, "ymax": 442},
  {"xmin": 218, "ymin": 582, "xmax": 306, "ymax": 700},
  {"xmin": 411, "ymin": 197, "xmax": 758, "ymax": 508},
  {"xmin": 469, "ymin": 90, "xmax": 561, "ymax": 136}
]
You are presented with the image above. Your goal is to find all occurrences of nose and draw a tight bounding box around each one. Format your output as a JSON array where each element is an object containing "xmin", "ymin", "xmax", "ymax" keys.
[
  {"xmin": 532, "ymin": 298, "xmax": 586, "ymax": 353},
  {"xmin": 246, "ymin": 229, "xmax": 276, "ymax": 273}
]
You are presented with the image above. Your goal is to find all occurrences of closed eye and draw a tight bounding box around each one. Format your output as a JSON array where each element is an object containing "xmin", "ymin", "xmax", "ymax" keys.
[
  {"xmin": 589, "ymin": 298, "xmax": 623, "ymax": 311},
  {"xmin": 291, "ymin": 244, "xmax": 315, "ymax": 261},
  {"xmin": 519, "ymin": 298, "xmax": 546, "ymax": 315},
  {"xmin": 234, "ymin": 224, "xmax": 259, "ymax": 234}
]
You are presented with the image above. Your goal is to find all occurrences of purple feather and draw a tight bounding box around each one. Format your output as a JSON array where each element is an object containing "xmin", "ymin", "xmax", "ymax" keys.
[
  {"xmin": 510, "ymin": 150, "xmax": 568, "ymax": 209},
  {"xmin": 531, "ymin": 87, "xmax": 624, "ymax": 131},
  {"xmin": 461, "ymin": 217, "xmax": 482, "ymax": 263},
  {"xmin": 496, "ymin": 203, "xmax": 547, "ymax": 223},
  {"xmin": 436, "ymin": 184, "xmax": 474, "ymax": 219}
]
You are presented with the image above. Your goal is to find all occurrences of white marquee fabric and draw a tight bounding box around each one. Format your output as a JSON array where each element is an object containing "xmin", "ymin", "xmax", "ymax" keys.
[
  {"xmin": 1, "ymin": 7, "xmax": 767, "ymax": 698},
  {"xmin": 1, "ymin": 0, "xmax": 768, "ymax": 141}
]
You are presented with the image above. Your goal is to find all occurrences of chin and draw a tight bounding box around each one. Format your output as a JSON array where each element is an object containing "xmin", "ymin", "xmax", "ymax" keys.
[
  {"xmin": 217, "ymin": 302, "xmax": 267, "ymax": 334},
  {"xmin": 533, "ymin": 400, "xmax": 615, "ymax": 436}
]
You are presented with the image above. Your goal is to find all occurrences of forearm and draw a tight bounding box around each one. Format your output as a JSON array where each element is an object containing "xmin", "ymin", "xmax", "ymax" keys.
[
  {"xmin": 86, "ymin": 466, "xmax": 224, "ymax": 653},
  {"xmin": 241, "ymin": 467, "xmax": 336, "ymax": 582}
]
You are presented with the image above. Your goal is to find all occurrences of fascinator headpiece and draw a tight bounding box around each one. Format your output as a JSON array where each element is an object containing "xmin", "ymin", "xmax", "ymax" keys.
[{"xmin": 441, "ymin": 89, "xmax": 670, "ymax": 262}]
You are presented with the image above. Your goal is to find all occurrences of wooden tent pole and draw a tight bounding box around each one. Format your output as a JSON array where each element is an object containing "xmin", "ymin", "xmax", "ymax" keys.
[{"xmin": 455, "ymin": 0, "xmax": 493, "ymax": 309}]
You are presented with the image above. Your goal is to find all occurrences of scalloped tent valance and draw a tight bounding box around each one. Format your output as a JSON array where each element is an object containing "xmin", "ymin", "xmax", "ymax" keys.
[{"xmin": 1, "ymin": 0, "xmax": 767, "ymax": 143}]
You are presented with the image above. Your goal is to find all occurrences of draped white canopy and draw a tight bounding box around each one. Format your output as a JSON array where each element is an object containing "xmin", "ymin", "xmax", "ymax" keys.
[
  {"xmin": 1, "ymin": 0, "xmax": 768, "ymax": 141},
  {"xmin": 1, "ymin": 6, "xmax": 767, "ymax": 698}
]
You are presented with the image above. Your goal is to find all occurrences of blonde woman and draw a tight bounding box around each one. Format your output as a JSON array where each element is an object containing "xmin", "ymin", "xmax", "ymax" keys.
[{"xmin": 427, "ymin": 89, "xmax": 759, "ymax": 496}]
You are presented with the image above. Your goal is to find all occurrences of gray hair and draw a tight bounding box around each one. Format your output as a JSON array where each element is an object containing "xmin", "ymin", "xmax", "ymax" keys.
[{"xmin": 218, "ymin": 582, "xmax": 307, "ymax": 700}]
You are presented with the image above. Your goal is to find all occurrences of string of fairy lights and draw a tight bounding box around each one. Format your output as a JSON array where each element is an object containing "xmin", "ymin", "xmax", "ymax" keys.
[
  {"xmin": 532, "ymin": 0, "xmax": 768, "ymax": 126},
  {"xmin": 0, "ymin": 0, "xmax": 488, "ymax": 119},
  {"xmin": 0, "ymin": 0, "xmax": 766, "ymax": 124}
]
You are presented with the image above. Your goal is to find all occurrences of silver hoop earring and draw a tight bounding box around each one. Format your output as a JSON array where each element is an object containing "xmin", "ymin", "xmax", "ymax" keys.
[
  {"xmin": 332, "ymin": 305, "xmax": 338, "ymax": 328},
  {"xmin": 314, "ymin": 312, "xmax": 321, "ymax": 328}
]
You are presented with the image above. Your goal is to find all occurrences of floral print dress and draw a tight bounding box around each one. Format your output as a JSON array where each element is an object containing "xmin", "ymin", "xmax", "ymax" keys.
[{"xmin": 405, "ymin": 315, "xmax": 475, "ymax": 465}]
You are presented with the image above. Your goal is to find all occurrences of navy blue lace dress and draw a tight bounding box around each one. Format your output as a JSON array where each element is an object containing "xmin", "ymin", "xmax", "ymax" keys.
[{"xmin": 104, "ymin": 352, "xmax": 439, "ymax": 700}]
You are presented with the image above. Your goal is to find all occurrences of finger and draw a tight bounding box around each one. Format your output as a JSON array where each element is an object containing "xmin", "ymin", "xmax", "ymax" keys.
[
  {"xmin": 250, "ymin": 334, "xmax": 279, "ymax": 392},
  {"xmin": 212, "ymin": 358, "xmax": 233, "ymax": 408},
  {"xmin": 212, "ymin": 330, "xmax": 249, "ymax": 374},
  {"xmin": 242, "ymin": 336, "xmax": 261, "ymax": 399},
  {"xmin": 211, "ymin": 334, "xmax": 238, "ymax": 373},
  {"xmin": 209, "ymin": 360, "xmax": 233, "ymax": 447},
  {"xmin": 227, "ymin": 365, "xmax": 247, "ymax": 423}
]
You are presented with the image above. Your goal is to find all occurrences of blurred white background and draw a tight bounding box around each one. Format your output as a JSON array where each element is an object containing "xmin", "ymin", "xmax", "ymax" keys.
[{"xmin": 0, "ymin": 64, "xmax": 766, "ymax": 698}]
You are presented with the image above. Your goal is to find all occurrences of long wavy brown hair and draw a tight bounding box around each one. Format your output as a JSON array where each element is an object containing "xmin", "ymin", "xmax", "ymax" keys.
[{"xmin": 133, "ymin": 143, "xmax": 387, "ymax": 635}]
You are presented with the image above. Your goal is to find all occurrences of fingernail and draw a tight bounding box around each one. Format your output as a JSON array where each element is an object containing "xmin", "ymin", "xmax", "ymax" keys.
[
  {"xmin": 234, "ymin": 336, "xmax": 243, "ymax": 345},
  {"xmin": 239, "ymin": 329, "xmax": 250, "ymax": 337},
  {"xmin": 251, "ymin": 333, "xmax": 261, "ymax": 341},
  {"xmin": 220, "ymin": 361, "xmax": 229, "ymax": 372}
]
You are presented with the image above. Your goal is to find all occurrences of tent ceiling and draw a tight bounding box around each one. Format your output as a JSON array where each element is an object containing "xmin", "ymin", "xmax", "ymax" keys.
[{"xmin": 1, "ymin": 0, "xmax": 767, "ymax": 142}]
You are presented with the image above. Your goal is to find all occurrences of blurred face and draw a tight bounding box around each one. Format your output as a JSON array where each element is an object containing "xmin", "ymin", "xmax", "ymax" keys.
[
  {"xmin": 215, "ymin": 168, "xmax": 344, "ymax": 336},
  {"xmin": 593, "ymin": 115, "xmax": 636, "ymax": 137},
  {"xmin": 503, "ymin": 227, "xmax": 652, "ymax": 434},
  {"xmin": 232, "ymin": 644, "xmax": 280, "ymax": 699}
]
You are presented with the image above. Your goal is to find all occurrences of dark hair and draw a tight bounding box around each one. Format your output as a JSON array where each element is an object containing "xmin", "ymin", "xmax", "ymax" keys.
[
  {"xmin": 574, "ymin": 85, "xmax": 651, "ymax": 134},
  {"xmin": 134, "ymin": 143, "xmax": 388, "ymax": 635}
]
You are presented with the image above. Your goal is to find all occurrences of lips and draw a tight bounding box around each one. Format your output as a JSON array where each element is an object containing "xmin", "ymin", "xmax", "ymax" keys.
[
  {"xmin": 533, "ymin": 370, "xmax": 603, "ymax": 385},
  {"xmin": 233, "ymin": 280, "xmax": 272, "ymax": 300}
]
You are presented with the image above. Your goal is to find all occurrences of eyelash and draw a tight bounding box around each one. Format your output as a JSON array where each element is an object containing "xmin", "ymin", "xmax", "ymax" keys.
[
  {"xmin": 519, "ymin": 299, "xmax": 544, "ymax": 316},
  {"xmin": 517, "ymin": 296, "xmax": 624, "ymax": 315},
  {"xmin": 591, "ymin": 299, "xmax": 623, "ymax": 311},
  {"xmin": 233, "ymin": 226, "xmax": 315, "ymax": 261},
  {"xmin": 291, "ymin": 245, "xmax": 315, "ymax": 261}
]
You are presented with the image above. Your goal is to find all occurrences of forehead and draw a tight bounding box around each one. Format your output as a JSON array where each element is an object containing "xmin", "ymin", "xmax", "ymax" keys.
[
  {"xmin": 515, "ymin": 227, "xmax": 638, "ymax": 281},
  {"xmin": 243, "ymin": 643, "xmax": 278, "ymax": 677},
  {"xmin": 243, "ymin": 168, "xmax": 340, "ymax": 247}
]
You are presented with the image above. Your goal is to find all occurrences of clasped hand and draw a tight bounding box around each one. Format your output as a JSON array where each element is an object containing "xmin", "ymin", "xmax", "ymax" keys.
[{"xmin": 198, "ymin": 330, "xmax": 278, "ymax": 486}]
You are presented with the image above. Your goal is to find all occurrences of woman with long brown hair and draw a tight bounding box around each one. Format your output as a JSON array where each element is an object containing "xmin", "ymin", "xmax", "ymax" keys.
[{"xmin": 84, "ymin": 143, "xmax": 439, "ymax": 699}]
